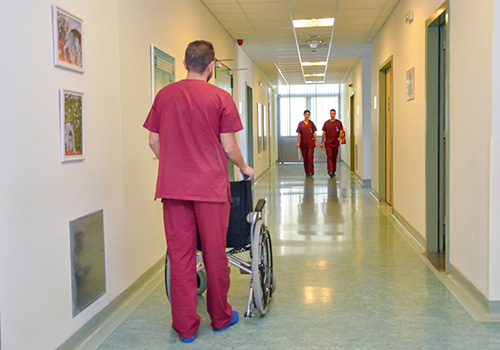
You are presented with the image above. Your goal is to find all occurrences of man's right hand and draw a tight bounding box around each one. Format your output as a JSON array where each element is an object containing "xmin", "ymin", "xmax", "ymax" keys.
[{"xmin": 240, "ymin": 165, "xmax": 255, "ymax": 180}]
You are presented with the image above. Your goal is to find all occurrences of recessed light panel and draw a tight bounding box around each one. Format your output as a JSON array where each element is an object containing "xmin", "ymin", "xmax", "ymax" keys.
[
  {"xmin": 302, "ymin": 61, "xmax": 327, "ymax": 66},
  {"xmin": 293, "ymin": 18, "xmax": 334, "ymax": 28}
]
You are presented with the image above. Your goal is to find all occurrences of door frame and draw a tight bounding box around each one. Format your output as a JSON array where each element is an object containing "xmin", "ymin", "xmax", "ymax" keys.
[
  {"xmin": 378, "ymin": 56, "xmax": 393, "ymax": 203},
  {"xmin": 425, "ymin": 2, "xmax": 450, "ymax": 270}
]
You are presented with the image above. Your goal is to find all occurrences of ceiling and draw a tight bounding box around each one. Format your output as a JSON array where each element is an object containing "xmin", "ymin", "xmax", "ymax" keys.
[{"xmin": 200, "ymin": 0, "xmax": 401, "ymax": 85}]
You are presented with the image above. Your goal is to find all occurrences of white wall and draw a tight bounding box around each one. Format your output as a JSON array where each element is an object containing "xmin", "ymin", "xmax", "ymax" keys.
[
  {"xmin": 489, "ymin": 0, "xmax": 500, "ymax": 301},
  {"xmin": 346, "ymin": 60, "xmax": 363, "ymax": 175},
  {"xmin": 0, "ymin": 1, "xmax": 123, "ymax": 349},
  {"xmin": 340, "ymin": 83, "xmax": 351, "ymax": 166},
  {"xmin": 0, "ymin": 0, "xmax": 242, "ymax": 349},
  {"xmin": 449, "ymin": 0, "xmax": 494, "ymax": 298},
  {"xmin": 341, "ymin": 52, "xmax": 371, "ymax": 180},
  {"xmin": 361, "ymin": 54, "xmax": 372, "ymax": 180},
  {"xmin": 371, "ymin": 0, "xmax": 498, "ymax": 300},
  {"xmin": 371, "ymin": 0, "xmax": 443, "ymax": 238},
  {"xmin": 233, "ymin": 46, "xmax": 274, "ymax": 179}
]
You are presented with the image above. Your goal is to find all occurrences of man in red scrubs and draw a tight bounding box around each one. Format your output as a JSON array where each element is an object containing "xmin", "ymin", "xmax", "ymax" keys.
[
  {"xmin": 143, "ymin": 40, "xmax": 254, "ymax": 343},
  {"xmin": 320, "ymin": 109, "xmax": 344, "ymax": 177},
  {"xmin": 296, "ymin": 109, "xmax": 318, "ymax": 177}
]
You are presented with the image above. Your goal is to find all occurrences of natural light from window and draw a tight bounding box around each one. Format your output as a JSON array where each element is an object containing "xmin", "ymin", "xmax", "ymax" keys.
[{"xmin": 278, "ymin": 84, "xmax": 340, "ymax": 137}]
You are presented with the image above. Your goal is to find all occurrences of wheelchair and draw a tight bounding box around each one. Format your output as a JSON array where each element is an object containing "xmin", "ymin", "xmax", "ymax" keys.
[{"xmin": 164, "ymin": 180, "xmax": 276, "ymax": 317}]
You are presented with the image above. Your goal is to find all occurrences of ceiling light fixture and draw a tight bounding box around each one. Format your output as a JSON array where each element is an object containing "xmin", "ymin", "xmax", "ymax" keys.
[
  {"xmin": 293, "ymin": 18, "xmax": 334, "ymax": 28},
  {"xmin": 302, "ymin": 61, "xmax": 327, "ymax": 66},
  {"xmin": 307, "ymin": 40, "xmax": 322, "ymax": 49},
  {"xmin": 304, "ymin": 73, "xmax": 326, "ymax": 77}
]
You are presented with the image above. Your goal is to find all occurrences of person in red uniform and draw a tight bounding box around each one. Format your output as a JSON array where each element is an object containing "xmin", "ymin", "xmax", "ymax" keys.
[
  {"xmin": 296, "ymin": 109, "xmax": 318, "ymax": 177},
  {"xmin": 143, "ymin": 40, "xmax": 254, "ymax": 343},
  {"xmin": 320, "ymin": 109, "xmax": 344, "ymax": 177}
]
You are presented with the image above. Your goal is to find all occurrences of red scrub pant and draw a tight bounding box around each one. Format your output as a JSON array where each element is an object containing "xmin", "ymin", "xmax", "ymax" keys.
[
  {"xmin": 300, "ymin": 147, "xmax": 315, "ymax": 175},
  {"xmin": 325, "ymin": 145, "xmax": 339, "ymax": 174},
  {"xmin": 162, "ymin": 199, "xmax": 232, "ymax": 338}
]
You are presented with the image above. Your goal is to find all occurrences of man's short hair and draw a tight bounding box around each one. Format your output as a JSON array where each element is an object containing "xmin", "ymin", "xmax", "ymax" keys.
[
  {"xmin": 185, "ymin": 40, "xmax": 215, "ymax": 74},
  {"xmin": 330, "ymin": 109, "xmax": 336, "ymax": 113}
]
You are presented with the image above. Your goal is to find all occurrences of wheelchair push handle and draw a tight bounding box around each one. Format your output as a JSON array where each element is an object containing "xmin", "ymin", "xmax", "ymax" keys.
[{"xmin": 254, "ymin": 199, "xmax": 266, "ymax": 213}]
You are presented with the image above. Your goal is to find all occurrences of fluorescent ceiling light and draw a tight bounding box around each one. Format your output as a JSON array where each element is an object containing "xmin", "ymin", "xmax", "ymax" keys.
[
  {"xmin": 304, "ymin": 73, "xmax": 325, "ymax": 77},
  {"xmin": 306, "ymin": 81, "xmax": 324, "ymax": 84},
  {"xmin": 293, "ymin": 18, "xmax": 334, "ymax": 28},
  {"xmin": 302, "ymin": 61, "xmax": 327, "ymax": 66}
]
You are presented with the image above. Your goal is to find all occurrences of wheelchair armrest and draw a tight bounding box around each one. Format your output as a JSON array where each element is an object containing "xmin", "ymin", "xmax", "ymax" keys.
[{"xmin": 254, "ymin": 199, "xmax": 266, "ymax": 213}]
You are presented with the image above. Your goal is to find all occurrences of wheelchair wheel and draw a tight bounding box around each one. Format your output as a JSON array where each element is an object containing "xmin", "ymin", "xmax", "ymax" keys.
[
  {"xmin": 251, "ymin": 220, "xmax": 273, "ymax": 316},
  {"xmin": 165, "ymin": 251, "xmax": 207, "ymax": 302}
]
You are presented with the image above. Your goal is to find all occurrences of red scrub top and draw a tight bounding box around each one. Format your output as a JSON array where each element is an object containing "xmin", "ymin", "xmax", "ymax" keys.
[
  {"xmin": 296, "ymin": 121, "xmax": 317, "ymax": 148},
  {"xmin": 143, "ymin": 79, "xmax": 243, "ymax": 203},
  {"xmin": 322, "ymin": 119, "xmax": 344, "ymax": 147}
]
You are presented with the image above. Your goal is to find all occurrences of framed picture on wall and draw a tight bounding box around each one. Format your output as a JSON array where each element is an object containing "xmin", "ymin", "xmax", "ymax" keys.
[
  {"xmin": 406, "ymin": 67, "xmax": 415, "ymax": 101},
  {"xmin": 150, "ymin": 44, "xmax": 176, "ymax": 103},
  {"xmin": 59, "ymin": 89, "xmax": 85, "ymax": 162},
  {"xmin": 52, "ymin": 5, "xmax": 84, "ymax": 73}
]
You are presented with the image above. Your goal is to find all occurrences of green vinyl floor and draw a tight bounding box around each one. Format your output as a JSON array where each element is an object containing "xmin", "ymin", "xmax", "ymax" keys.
[{"xmin": 97, "ymin": 163, "xmax": 500, "ymax": 349}]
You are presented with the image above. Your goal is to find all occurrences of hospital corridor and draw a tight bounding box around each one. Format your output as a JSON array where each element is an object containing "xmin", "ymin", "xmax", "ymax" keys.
[
  {"xmin": 2, "ymin": 0, "xmax": 500, "ymax": 349},
  {"xmin": 95, "ymin": 164, "xmax": 500, "ymax": 349}
]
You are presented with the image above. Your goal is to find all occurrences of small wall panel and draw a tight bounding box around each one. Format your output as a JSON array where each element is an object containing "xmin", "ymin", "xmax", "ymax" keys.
[{"xmin": 69, "ymin": 210, "xmax": 106, "ymax": 317}]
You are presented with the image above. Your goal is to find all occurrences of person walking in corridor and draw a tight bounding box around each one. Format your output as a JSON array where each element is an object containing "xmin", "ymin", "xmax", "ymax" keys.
[
  {"xmin": 320, "ymin": 109, "xmax": 344, "ymax": 177},
  {"xmin": 143, "ymin": 40, "xmax": 254, "ymax": 343},
  {"xmin": 296, "ymin": 109, "xmax": 318, "ymax": 177}
]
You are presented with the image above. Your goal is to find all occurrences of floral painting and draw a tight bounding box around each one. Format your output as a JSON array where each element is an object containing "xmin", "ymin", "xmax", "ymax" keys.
[
  {"xmin": 52, "ymin": 6, "xmax": 84, "ymax": 72},
  {"xmin": 60, "ymin": 90, "xmax": 85, "ymax": 162}
]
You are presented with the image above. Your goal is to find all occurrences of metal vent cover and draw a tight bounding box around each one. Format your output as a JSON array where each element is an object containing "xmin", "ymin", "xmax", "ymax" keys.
[{"xmin": 69, "ymin": 210, "xmax": 106, "ymax": 317}]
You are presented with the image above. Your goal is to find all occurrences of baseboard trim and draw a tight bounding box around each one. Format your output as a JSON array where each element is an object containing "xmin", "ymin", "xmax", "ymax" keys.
[
  {"xmin": 254, "ymin": 164, "xmax": 273, "ymax": 185},
  {"xmin": 379, "ymin": 206, "xmax": 499, "ymax": 322},
  {"xmin": 353, "ymin": 173, "xmax": 371, "ymax": 189},
  {"xmin": 370, "ymin": 190, "xmax": 380, "ymax": 201},
  {"xmin": 490, "ymin": 301, "xmax": 500, "ymax": 317},
  {"xmin": 445, "ymin": 264, "xmax": 499, "ymax": 321},
  {"xmin": 392, "ymin": 209, "xmax": 426, "ymax": 249},
  {"xmin": 58, "ymin": 257, "xmax": 165, "ymax": 350}
]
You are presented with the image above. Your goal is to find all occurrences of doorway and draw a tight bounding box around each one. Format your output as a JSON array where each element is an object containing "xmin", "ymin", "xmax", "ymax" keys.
[
  {"xmin": 378, "ymin": 58, "xmax": 393, "ymax": 205},
  {"xmin": 246, "ymin": 84, "xmax": 254, "ymax": 168},
  {"xmin": 425, "ymin": 4, "xmax": 448, "ymax": 271}
]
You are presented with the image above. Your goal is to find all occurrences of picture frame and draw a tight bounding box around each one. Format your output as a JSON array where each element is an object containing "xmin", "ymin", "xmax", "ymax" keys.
[
  {"xmin": 60, "ymin": 89, "xmax": 85, "ymax": 162},
  {"xmin": 406, "ymin": 67, "xmax": 415, "ymax": 101},
  {"xmin": 52, "ymin": 5, "xmax": 84, "ymax": 73},
  {"xmin": 150, "ymin": 44, "xmax": 175, "ymax": 103}
]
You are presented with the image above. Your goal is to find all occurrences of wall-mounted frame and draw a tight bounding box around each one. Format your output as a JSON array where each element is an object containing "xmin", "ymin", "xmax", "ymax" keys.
[
  {"xmin": 60, "ymin": 89, "xmax": 85, "ymax": 162},
  {"xmin": 406, "ymin": 67, "xmax": 415, "ymax": 101},
  {"xmin": 257, "ymin": 102, "xmax": 263, "ymax": 153},
  {"xmin": 150, "ymin": 44, "xmax": 175, "ymax": 103},
  {"xmin": 52, "ymin": 5, "xmax": 84, "ymax": 73}
]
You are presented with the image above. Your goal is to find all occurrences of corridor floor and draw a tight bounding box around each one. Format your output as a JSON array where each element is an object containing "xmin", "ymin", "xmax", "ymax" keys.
[{"xmin": 97, "ymin": 163, "xmax": 500, "ymax": 349}]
